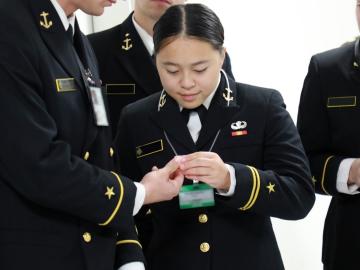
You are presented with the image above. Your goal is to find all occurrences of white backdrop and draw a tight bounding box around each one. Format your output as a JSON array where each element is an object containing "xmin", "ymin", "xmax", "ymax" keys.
[{"xmin": 77, "ymin": 1, "xmax": 359, "ymax": 269}]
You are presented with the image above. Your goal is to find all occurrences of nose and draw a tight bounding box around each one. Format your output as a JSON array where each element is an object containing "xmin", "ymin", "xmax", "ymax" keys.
[{"xmin": 180, "ymin": 72, "xmax": 195, "ymax": 90}]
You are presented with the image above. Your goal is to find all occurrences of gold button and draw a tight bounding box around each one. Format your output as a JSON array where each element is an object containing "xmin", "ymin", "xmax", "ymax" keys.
[
  {"xmin": 198, "ymin": 214, "xmax": 208, "ymax": 224},
  {"xmin": 83, "ymin": 232, "xmax": 92, "ymax": 243},
  {"xmin": 200, "ymin": 242, "xmax": 210, "ymax": 253},
  {"xmin": 109, "ymin": 147, "xmax": 114, "ymax": 157},
  {"xmin": 83, "ymin": 151, "xmax": 90, "ymax": 160}
]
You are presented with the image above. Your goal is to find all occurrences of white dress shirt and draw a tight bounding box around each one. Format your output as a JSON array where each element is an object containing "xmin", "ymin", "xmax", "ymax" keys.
[
  {"xmin": 179, "ymin": 74, "xmax": 236, "ymax": 196},
  {"xmin": 336, "ymin": 158, "xmax": 360, "ymax": 194}
]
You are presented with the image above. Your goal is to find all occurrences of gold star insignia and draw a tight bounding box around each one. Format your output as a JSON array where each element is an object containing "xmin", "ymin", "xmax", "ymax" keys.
[
  {"xmin": 105, "ymin": 186, "xmax": 115, "ymax": 200},
  {"xmin": 266, "ymin": 182, "xmax": 275, "ymax": 194}
]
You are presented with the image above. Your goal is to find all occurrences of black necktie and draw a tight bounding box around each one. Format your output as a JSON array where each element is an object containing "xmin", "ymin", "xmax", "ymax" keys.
[
  {"xmin": 66, "ymin": 24, "xmax": 73, "ymax": 43},
  {"xmin": 182, "ymin": 105, "xmax": 207, "ymax": 125}
]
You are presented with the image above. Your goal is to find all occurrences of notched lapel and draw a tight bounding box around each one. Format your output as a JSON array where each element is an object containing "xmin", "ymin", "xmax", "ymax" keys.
[
  {"xmin": 197, "ymin": 78, "xmax": 240, "ymax": 150},
  {"xmin": 150, "ymin": 94, "xmax": 196, "ymax": 153},
  {"xmin": 116, "ymin": 14, "xmax": 162, "ymax": 94}
]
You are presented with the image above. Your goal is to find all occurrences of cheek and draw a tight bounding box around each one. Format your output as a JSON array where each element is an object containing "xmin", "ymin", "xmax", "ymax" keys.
[{"xmin": 158, "ymin": 72, "xmax": 178, "ymax": 92}]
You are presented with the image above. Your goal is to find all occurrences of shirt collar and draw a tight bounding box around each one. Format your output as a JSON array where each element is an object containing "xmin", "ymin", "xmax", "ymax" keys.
[
  {"xmin": 49, "ymin": 0, "xmax": 75, "ymax": 32},
  {"xmin": 179, "ymin": 73, "xmax": 221, "ymax": 111},
  {"xmin": 132, "ymin": 14, "xmax": 154, "ymax": 56}
]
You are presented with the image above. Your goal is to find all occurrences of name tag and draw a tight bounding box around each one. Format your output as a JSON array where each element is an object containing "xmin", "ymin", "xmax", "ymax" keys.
[
  {"xmin": 327, "ymin": 96, "xmax": 356, "ymax": 108},
  {"xmin": 56, "ymin": 78, "xmax": 77, "ymax": 92},
  {"xmin": 89, "ymin": 86, "xmax": 109, "ymax": 126},
  {"xmin": 136, "ymin": 139, "xmax": 163, "ymax": 158},
  {"xmin": 179, "ymin": 184, "xmax": 215, "ymax": 209}
]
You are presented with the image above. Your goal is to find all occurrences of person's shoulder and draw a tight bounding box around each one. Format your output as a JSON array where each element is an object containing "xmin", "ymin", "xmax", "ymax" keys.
[
  {"xmin": 236, "ymin": 82, "xmax": 281, "ymax": 105},
  {"xmin": 123, "ymin": 92, "xmax": 161, "ymax": 116},
  {"xmin": 88, "ymin": 24, "xmax": 123, "ymax": 44},
  {"xmin": 312, "ymin": 40, "xmax": 355, "ymax": 66},
  {"xmin": 88, "ymin": 13, "xmax": 133, "ymax": 43}
]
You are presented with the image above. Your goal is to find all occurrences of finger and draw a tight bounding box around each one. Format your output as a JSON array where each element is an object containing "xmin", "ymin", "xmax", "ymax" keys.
[
  {"xmin": 183, "ymin": 167, "xmax": 210, "ymax": 178},
  {"xmin": 162, "ymin": 156, "xmax": 182, "ymax": 174},
  {"xmin": 182, "ymin": 151, "xmax": 215, "ymax": 162},
  {"xmin": 181, "ymin": 157, "xmax": 211, "ymax": 171}
]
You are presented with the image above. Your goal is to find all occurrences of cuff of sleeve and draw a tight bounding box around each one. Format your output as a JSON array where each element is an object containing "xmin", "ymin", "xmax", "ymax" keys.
[
  {"xmin": 336, "ymin": 158, "xmax": 360, "ymax": 195},
  {"xmin": 133, "ymin": 182, "xmax": 145, "ymax": 215},
  {"xmin": 118, "ymin": 262, "xmax": 145, "ymax": 270},
  {"xmin": 216, "ymin": 164, "xmax": 236, "ymax": 197}
]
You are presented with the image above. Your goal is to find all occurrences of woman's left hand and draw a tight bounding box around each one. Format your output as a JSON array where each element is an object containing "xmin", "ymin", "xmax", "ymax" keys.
[{"xmin": 179, "ymin": 152, "xmax": 230, "ymax": 191}]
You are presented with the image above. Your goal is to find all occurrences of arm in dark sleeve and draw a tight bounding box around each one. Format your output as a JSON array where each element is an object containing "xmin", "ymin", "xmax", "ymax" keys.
[
  {"xmin": 219, "ymin": 90, "xmax": 315, "ymax": 220},
  {"xmin": 297, "ymin": 57, "xmax": 344, "ymax": 196},
  {"xmin": 0, "ymin": 40, "xmax": 136, "ymax": 233}
]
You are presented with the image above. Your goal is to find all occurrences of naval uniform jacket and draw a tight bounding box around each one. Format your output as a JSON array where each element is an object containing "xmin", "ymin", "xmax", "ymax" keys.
[
  {"xmin": 0, "ymin": 0, "xmax": 144, "ymax": 269},
  {"xmin": 115, "ymin": 75, "xmax": 315, "ymax": 270},
  {"xmin": 297, "ymin": 40, "xmax": 360, "ymax": 270},
  {"xmin": 88, "ymin": 13, "xmax": 234, "ymax": 137}
]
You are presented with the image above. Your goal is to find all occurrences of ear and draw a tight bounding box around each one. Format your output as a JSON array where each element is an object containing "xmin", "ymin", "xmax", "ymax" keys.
[{"xmin": 219, "ymin": 47, "xmax": 226, "ymax": 68}]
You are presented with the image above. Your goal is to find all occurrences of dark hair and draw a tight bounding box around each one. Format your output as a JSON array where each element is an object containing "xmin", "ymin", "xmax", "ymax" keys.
[{"xmin": 153, "ymin": 4, "xmax": 224, "ymax": 54}]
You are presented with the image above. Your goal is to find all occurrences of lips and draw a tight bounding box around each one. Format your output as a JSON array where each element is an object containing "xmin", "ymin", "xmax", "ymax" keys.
[
  {"xmin": 180, "ymin": 93, "xmax": 200, "ymax": 102},
  {"xmin": 152, "ymin": 0, "xmax": 172, "ymax": 5}
]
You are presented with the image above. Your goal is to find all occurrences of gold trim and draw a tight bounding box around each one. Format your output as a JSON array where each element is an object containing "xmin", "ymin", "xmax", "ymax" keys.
[
  {"xmin": 55, "ymin": 78, "xmax": 77, "ymax": 92},
  {"xmin": 321, "ymin": 156, "xmax": 334, "ymax": 195},
  {"xmin": 327, "ymin": 96, "xmax": 356, "ymax": 108},
  {"xmin": 99, "ymin": 172, "xmax": 124, "ymax": 226},
  {"xmin": 116, "ymin": 239, "xmax": 142, "ymax": 248},
  {"xmin": 240, "ymin": 166, "xmax": 260, "ymax": 211},
  {"xmin": 106, "ymin": 84, "xmax": 135, "ymax": 95},
  {"xmin": 246, "ymin": 167, "xmax": 260, "ymax": 209},
  {"xmin": 136, "ymin": 139, "xmax": 164, "ymax": 159}
]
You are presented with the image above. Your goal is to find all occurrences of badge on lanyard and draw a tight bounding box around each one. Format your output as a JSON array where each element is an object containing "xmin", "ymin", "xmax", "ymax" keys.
[
  {"xmin": 179, "ymin": 183, "xmax": 215, "ymax": 209},
  {"xmin": 89, "ymin": 86, "xmax": 109, "ymax": 126}
]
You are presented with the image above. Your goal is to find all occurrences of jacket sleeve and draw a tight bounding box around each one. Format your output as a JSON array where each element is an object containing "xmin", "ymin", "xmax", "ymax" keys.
[
  {"xmin": 0, "ymin": 34, "xmax": 136, "ymax": 233},
  {"xmin": 218, "ymin": 90, "xmax": 315, "ymax": 220},
  {"xmin": 114, "ymin": 222, "xmax": 145, "ymax": 268},
  {"xmin": 297, "ymin": 56, "xmax": 346, "ymax": 196}
]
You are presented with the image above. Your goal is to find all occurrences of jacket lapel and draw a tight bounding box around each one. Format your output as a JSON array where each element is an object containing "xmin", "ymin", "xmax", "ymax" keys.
[
  {"xmin": 349, "ymin": 40, "xmax": 360, "ymax": 85},
  {"xmin": 73, "ymin": 20, "xmax": 101, "ymax": 150},
  {"xmin": 115, "ymin": 14, "xmax": 162, "ymax": 94},
  {"xmin": 196, "ymin": 77, "xmax": 240, "ymax": 150},
  {"xmin": 31, "ymin": 0, "xmax": 83, "ymax": 89},
  {"xmin": 150, "ymin": 92, "xmax": 196, "ymax": 153}
]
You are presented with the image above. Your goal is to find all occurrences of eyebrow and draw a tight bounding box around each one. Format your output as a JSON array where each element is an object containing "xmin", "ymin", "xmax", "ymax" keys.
[{"xmin": 162, "ymin": 60, "xmax": 209, "ymax": 67}]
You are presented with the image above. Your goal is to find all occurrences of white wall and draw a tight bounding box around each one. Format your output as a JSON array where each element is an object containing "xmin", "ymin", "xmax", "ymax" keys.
[{"xmin": 78, "ymin": 1, "xmax": 359, "ymax": 269}]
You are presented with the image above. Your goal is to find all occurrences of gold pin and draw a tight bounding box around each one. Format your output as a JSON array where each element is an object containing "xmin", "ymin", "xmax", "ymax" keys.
[
  {"xmin": 40, "ymin": 11, "xmax": 53, "ymax": 29},
  {"xmin": 109, "ymin": 147, "xmax": 114, "ymax": 157},
  {"xmin": 266, "ymin": 182, "xmax": 275, "ymax": 194},
  {"xmin": 105, "ymin": 186, "xmax": 115, "ymax": 200},
  {"xmin": 122, "ymin": 33, "xmax": 133, "ymax": 51},
  {"xmin": 223, "ymin": 87, "xmax": 234, "ymax": 106},
  {"xmin": 159, "ymin": 93, "xmax": 166, "ymax": 108}
]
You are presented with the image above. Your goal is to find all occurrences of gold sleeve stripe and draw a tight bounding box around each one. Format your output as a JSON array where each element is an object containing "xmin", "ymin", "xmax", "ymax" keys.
[
  {"xmin": 99, "ymin": 171, "xmax": 124, "ymax": 226},
  {"xmin": 247, "ymin": 167, "xmax": 261, "ymax": 209},
  {"xmin": 240, "ymin": 166, "xmax": 260, "ymax": 211},
  {"xmin": 321, "ymin": 156, "xmax": 334, "ymax": 195},
  {"xmin": 116, "ymin": 239, "xmax": 142, "ymax": 248}
]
